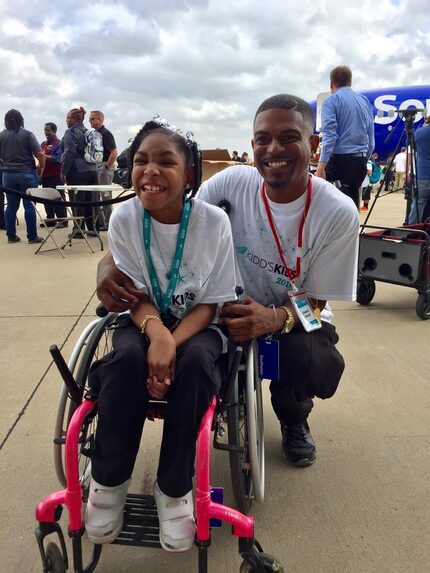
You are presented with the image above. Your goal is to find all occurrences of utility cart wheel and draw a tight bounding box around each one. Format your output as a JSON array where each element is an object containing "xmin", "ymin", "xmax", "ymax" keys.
[
  {"xmin": 356, "ymin": 278, "xmax": 376, "ymax": 305},
  {"xmin": 239, "ymin": 553, "xmax": 284, "ymax": 572},
  {"xmin": 45, "ymin": 542, "xmax": 67, "ymax": 573},
  {"xmin": 416, "ymin": 293, "xmax": 430, "ymax": 320}
]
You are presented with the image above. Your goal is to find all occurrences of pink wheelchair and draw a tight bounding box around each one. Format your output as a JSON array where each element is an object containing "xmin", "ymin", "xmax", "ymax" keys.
[{"xmin": 35, "ymin": 311, "xmax": 283, "ymax": 572}]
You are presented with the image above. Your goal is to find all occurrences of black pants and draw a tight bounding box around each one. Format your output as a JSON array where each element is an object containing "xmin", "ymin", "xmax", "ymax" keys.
[
  {"xmin": 0, "ymin": 190, "xmax": 5, "ymax": 229},
  {"xmin": 89, "ymin": 315, "xmax": 223, "ymax": 497},
  {"xmin": 269, "ymin": 322, "xmax": 345, "ymax": 425},
  {"xmin": 362, "ymin": 185, "xmax": 372, "ymax": 202},
  {"xmin": 326, "ymin": 155, "xmax": 368, "ymax": 208},
  {"xmin": 66, "ymin": 171, "xmax": 99, "ymax": 231},
  {"xmin": 41, "ymin": 175, "xmax": 67, "ymax": 219}
]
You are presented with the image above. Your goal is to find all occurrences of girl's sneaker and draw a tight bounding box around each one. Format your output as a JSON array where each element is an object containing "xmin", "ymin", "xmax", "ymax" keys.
[
  {"xmin": 85, "ymin": 478, "xmax": 130, "ymax": 544},
  {"xmin": 153, "ymin": 480, "xmax": 195, "ymax": 552}
]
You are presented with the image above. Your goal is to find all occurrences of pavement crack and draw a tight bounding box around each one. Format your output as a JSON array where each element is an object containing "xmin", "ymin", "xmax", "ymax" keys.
[{"xmin": 0, "ymin": 292, "xmax": 98, "ymax": 451}]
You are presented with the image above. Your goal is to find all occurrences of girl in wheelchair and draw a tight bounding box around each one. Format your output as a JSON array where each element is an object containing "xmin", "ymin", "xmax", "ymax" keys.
[{"xmin": 85, "ymin": 118, "xmax": 237, "ymax": 552}]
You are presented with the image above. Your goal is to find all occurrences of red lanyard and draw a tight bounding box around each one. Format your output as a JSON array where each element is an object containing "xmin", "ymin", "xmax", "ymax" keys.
[{"xmin": 261, "ymin": 175, "xmax": 312, "ymax": 282}]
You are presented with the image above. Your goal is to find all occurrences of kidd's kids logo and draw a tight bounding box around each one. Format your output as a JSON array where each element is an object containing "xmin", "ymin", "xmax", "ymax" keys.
[
  {"xmin": 170, "ymin": 291, "xmax": 196, "ymax": 306},
  {"xmin": 237, "ymin": 245, "xmax": 290, "ymax": 278}
]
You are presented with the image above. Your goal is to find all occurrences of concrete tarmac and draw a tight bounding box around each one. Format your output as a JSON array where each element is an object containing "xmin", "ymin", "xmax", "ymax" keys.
[{"xmin": 1, "ymin": 190, "xmax": 430, "ymax": 573}]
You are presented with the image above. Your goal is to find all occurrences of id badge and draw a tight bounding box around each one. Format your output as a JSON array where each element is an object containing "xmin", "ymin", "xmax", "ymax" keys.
[
  {"xmin": 257, "ymin": 337, "xmax": 280, "ymax": 380},
  {"xmin": 289, "ymin": 290, "xmax": 322, "ymax": 332}
]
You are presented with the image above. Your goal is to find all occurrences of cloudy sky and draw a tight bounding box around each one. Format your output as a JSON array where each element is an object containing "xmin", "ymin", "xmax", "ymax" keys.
[{"xmin": 1, "ymin": 0, "xmax": 429, "ymax": 158}]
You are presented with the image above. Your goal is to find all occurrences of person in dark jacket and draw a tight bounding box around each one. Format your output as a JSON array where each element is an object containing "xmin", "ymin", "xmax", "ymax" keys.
[
  {"xmin": 0, "ymin": 109, "xmax": 45, "ymax": 244},
  {"xmin": 41, "ymin": 122, "xmax": 67, "ymax": 226},
  {"xmin": 61, "ymin": 106, "xmax": 98, "ymax": 237},
  {"xmin": 0, "ymin": 162, "xmax": 5, "ymax": 230}
]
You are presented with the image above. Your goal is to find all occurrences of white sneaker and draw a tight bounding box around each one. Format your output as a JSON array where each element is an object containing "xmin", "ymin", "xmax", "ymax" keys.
[
  {"xmin": 153, "ymin": 480, "xmax": 196, "ymax": 552},
  {"xmin": 85, "ymin": 478, "xmax": 130, "ymax": 544}
]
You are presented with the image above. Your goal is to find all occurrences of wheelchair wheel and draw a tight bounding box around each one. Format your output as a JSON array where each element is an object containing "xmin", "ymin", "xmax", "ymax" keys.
[
  {"xmin": 228, "ymin": 340, "xmax": 265, "ymax": 514},
  {"xmin": 45, "ymin": 542, "xmax": 67, "ymax": 573},
  {"xmin": 53, "ymin": 313, "xmax": 118, "ymax": 489},
  {"xmin": 240, "ymin": 553, "xmax": 284, "ymax": 572}
]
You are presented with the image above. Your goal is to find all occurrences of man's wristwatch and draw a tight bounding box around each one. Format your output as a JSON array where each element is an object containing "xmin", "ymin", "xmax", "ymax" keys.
[{"xmin": 280, "ymin": 306, "xmax": 295, "ymax": 334}]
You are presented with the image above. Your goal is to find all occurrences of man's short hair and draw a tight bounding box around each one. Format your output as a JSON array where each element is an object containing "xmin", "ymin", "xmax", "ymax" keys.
[
  {"xmin": 254, "ymin": 94, "xmax": 315, "ymax": 132},
  {"xmin": 330, "ymin": 66, "xmax": 352, "ymax": 88},
  {"xmin": 90, "ymin": 110, "xmax": 105, "ymax": 122},
  {"xmin": 45, "ymin": 122, "xmax": 57, "ymax": 132}
]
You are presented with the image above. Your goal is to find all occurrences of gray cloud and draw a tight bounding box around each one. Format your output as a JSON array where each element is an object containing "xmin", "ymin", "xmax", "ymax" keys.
[{"xmin": 0, "ymin": 0, "xmax": 429, "ymax": 157}]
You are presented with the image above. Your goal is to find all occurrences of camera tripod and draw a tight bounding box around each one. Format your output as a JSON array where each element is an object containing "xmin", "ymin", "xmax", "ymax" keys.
[{"xmin": 362, "ymin": 107, "xmax": 424, "ymax": 228}]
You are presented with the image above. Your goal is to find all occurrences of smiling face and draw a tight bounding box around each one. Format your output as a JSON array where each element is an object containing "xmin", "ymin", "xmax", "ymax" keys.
[
  {"xmin": 252, "ymin": 108, "xmax": 317, "ymax": 202},
  {"xmin": 131, "ymin": 132, "xmax": 194, "ymax": 223}
]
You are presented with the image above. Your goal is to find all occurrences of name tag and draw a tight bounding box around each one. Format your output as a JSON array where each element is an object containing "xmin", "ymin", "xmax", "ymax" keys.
[
  {"xmin": 257, "ymin": 337, "xmax": 280, "ymax": 380},
  {"xmin": 289, "ymin": 290, "xmax": 322, "ymax": 333}
]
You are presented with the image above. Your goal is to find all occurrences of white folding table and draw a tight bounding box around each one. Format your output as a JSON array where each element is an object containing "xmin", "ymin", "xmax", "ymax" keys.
[{"xmin": 57, "ymin": 184, "xmax": 126, "ymax": 250}]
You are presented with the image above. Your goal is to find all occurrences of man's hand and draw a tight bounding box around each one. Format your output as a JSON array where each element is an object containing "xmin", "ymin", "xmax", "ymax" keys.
[
  {"xmin": 146, "ymin": 331, "xmax": 176, "ymax": 399},
  {"xmin": 220, "ymin": 296, "xmax": 280, "ymax": 342},
  {"xmin": 96, "ymin": 254, "xmax": 144, "ymax": 312},
  {"xmin": 315, "ymin": 164, "xmax": 326, "ymax": 179}
]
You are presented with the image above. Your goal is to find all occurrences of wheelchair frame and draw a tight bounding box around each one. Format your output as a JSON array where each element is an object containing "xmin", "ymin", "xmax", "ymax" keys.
[{"xmin": 36, "ymin": 313, "xmax": 279, "ymax": 572}]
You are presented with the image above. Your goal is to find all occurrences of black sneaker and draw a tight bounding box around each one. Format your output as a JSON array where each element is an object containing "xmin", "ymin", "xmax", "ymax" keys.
[
  {"xmin": 28, "ymin": 236, "xmax": 44, "ymax": 244},
  {"xmin": 281, "ymin": 420, "xmax": 316, "ymax": 466},
  {"xmin": 86, "ymin": 230, "xmax": 99, "ymax": 237},
  {"xmin": 8, "ymin": 235, "xmax": 21, "ymax": 243}
]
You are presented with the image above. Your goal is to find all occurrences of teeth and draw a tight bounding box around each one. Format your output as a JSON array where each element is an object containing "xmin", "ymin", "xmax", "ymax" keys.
[
  {"xmin": 268, "ymin": 161, "xmax": 289, "ymax": 168},
  {"xmin": 143, "ymin": 185, "xmax": 164, "ymax": 192}
]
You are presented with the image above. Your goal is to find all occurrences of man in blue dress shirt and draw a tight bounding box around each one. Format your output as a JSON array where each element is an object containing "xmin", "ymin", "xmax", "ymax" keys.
[
  {"xmin": 315, "ymin": 66, "xmax": 374, "ymax": 208},
  {"xmin": 407, "ymin": 115, "xmax": 430, "ymax": 224}
]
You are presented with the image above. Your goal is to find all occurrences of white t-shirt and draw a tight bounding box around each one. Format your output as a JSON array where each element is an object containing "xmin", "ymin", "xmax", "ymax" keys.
[
  {"xmin": 394, "ymin": 152, "xmax": 406, "ymax": 173},
  {"xmin": 198, "ymin": 167, "xmax": 359, "ymax": 320},
  {"xmin": 108, "ymin": 196, "xmax": 237, "ymax": 321},
  {"xmin": 361, "ymin": 162, "xmax": 372, "ymax": 188}
]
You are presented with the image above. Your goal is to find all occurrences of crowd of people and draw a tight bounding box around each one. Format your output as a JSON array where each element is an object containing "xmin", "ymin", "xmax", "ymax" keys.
[{"xmin": 0, "ymin": 106, "xmax": 117, "ymax": 243}]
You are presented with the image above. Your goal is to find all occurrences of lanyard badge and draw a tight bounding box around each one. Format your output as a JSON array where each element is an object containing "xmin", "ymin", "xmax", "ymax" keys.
[
  {"xmin": 262, "ymin": 176, "xmax": 321, "ymax": 333},
  {"xmin": 288, "ymin": 285, "xmax": 321, "ymax": 332},
  {"xmin": 142, "ymin": 200, "xmax": 192, "ymax": 317}
]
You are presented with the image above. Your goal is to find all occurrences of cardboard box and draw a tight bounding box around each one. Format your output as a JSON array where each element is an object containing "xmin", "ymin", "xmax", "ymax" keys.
[
  {"xmin": 201, "ymin": 149, "xmax": 252, "ymax": 182},
  {"xmin": 201, "ymin": 149, "xmax": 232, "ymax": 161}
]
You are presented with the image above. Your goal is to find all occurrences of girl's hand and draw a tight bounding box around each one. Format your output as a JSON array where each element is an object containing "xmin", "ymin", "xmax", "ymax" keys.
[{"xmin": 146, "ymin": 331, "xmax": 176, "ymax": 398}]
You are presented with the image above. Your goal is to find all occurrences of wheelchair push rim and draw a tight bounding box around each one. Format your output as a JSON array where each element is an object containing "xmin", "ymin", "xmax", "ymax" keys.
[
  {"xmin": 228, "ymin": 340, "xmax": 265, "ymax": 513},
  {"xmin": 53, "ymin": 313, "xmax": 118, "ymax": 489}
]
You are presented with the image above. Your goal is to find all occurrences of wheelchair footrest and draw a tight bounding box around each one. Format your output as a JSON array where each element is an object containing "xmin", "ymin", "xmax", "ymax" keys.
[{"xmin": 112, "ymin": 493, "xmax": 161, "ymax": 549}]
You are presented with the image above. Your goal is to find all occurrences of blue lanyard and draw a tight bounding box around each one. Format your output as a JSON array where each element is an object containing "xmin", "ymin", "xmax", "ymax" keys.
[{"xmin": 143, "ymin": 200, "xmax": 192, "ymax": 316}]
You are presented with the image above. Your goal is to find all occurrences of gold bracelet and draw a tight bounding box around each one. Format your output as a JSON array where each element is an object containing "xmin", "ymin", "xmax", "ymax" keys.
[
  {"xmin": 140, "ymin": 315, "xmax": 162, "ymax": 334},
  {"xmin": 280, "ymin": 305, "xmax": 295, "ymax": 334}
]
